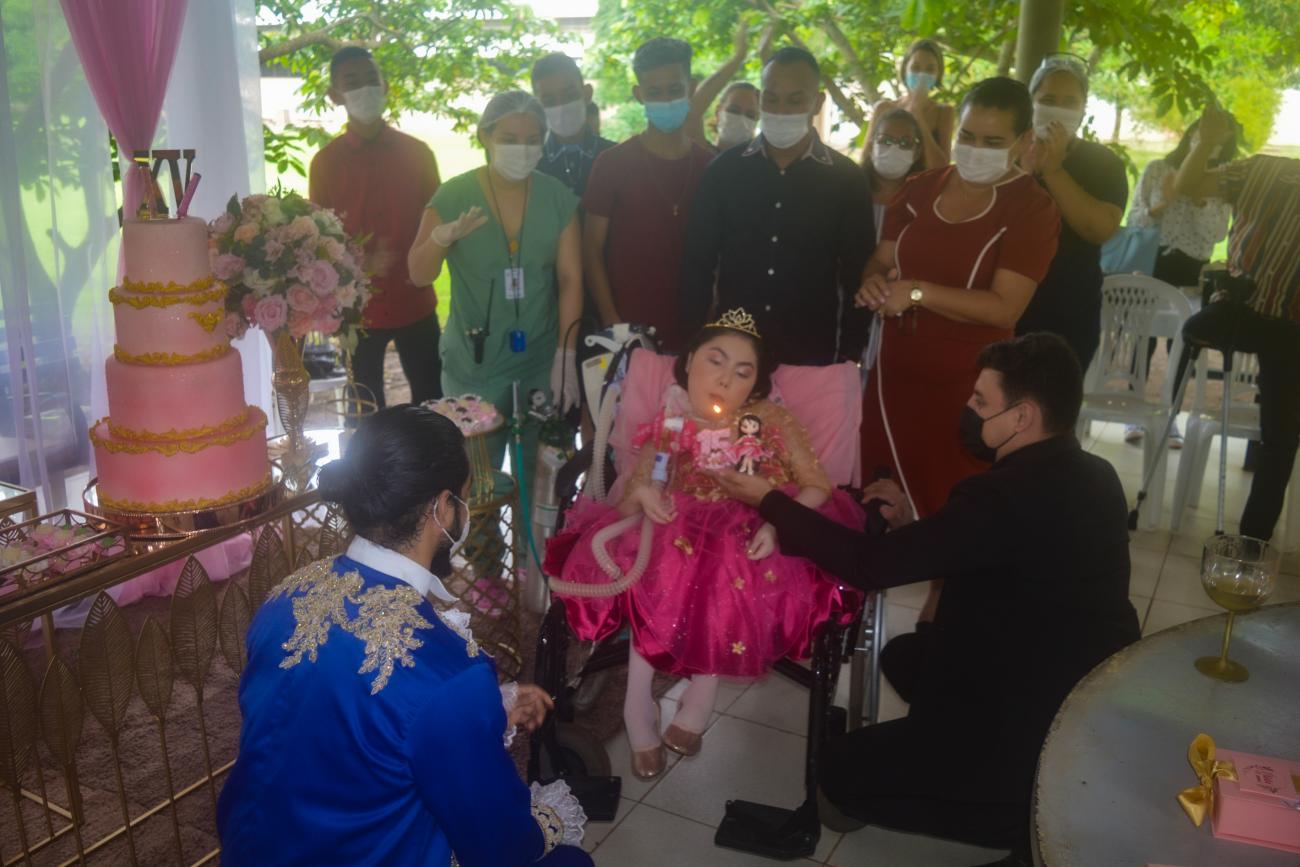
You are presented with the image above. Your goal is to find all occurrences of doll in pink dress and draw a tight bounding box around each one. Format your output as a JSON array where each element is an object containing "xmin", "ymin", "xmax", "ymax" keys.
[{"xmin": 545, "ymin": 310, "xmax": 863, "ymax": 780}]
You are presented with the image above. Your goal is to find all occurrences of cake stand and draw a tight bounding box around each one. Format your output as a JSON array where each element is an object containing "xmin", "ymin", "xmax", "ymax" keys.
[{"xmin": 83, "ymin": 473, "xmax": 283, "ymax": 541}]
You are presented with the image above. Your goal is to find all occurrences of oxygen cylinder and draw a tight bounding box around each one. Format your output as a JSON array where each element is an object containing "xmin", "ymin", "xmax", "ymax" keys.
[{"xmin": 524, "ymin": 437, "xmax": 568, "ymax": 613}]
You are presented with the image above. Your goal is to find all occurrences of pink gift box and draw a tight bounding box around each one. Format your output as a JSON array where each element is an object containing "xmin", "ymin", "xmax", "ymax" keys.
[{"xmin": 1211, "ymin": 749, "xmax": 1300, "ymax": 854}]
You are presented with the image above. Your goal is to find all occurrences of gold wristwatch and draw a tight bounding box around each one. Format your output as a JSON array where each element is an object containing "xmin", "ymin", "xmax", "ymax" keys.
[{"xmin": 909, "ymin": 280, "xmax": 923, "ymax": 307}]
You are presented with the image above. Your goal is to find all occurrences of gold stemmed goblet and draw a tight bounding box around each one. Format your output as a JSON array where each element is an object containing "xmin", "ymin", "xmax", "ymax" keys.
[{"xmin": 1194, "ymin": 534, "xmax": 1278, "ymax": 682}]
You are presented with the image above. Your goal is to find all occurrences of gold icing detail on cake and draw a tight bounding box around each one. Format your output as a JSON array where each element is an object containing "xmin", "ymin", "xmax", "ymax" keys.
[
  {"xmin": 114, "ymin": 342, "xmax": 231, "ymax": 366},
  {"xmin": 122, "ymin": 274, "xmax": 216, "ymax": 295},
  {"xmin": 91, "ymin": 407, "xmax": 267, "ymax": 455},
  {"xmin": 107, "ymin": 408, "xmax": 252, "ymax": 443},
  {"xmin": 97, "ymin": 472, "xmax": 274, "ymax": 514},
  {"xmin": 187, "ymin": 310, "xmax": 224, "ymax": 333},
  {"xmin": 109, "ymin": 283, "xmax": 227, "ymax": 309}
]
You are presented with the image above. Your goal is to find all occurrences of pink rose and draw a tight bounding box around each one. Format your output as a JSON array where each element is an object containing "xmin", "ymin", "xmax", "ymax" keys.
[
  {"xmin": 253, "ymin": 295, "xmax": 287, "ymax": 332},
  {"xmin": 312, "ymin": 313, "xmax": 342, "ymax": 335},
  {"xmin": 336, "ymin": 282, "xmax": 359, "ymax": 309},
  {"xmin": 213, "ymin": 253, "xmax": 245, "ymax": 280},
  {"xmin": 314, "ymin": 294, "xmax": 340, "ymax": 317},
  {"xmin": 287, "ymin": 310, "xmax": 312, "ymax": 340},
  {"xmin": 287, "ymin": 284, "xmax": 318, "ymax": 313},
  {"xmin": 263, "ymin": 238, "xmax": 285, "ymax": 262},
  {"xmin": 320, "ymin": 237, "xmax": 345, "ymax": 261},
  {"xmin": 301, "ymin": 260, "xmax": 340, "ymax": 297},
  {"xmin": 223, "ymin": 312, "xmax": 248, "ymax": 340},
  {"xmin": 233, "ymin": 222, "xmax": 259, "ymax": 244},
  {"xmin": 211, "ymin": 212, "xmax": 234, "ymax": 235},
  {"xmin": 287, "ymin": 215, "xmax": 319, "ymax": 242}
]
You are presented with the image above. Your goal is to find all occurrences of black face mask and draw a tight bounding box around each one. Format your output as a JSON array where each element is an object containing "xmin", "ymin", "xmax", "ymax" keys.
[{"xmin": 959, "ymin": 403, "xmax": 1020, "ymax": 463}]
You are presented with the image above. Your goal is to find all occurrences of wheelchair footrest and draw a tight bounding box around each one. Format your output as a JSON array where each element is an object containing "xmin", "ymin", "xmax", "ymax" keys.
[
  {"xmin": 714, "ymin": 798, "xmax": 819, "ymax": 860},
  {"xmin": 559, "ymin": 775, "xmax": 622, "ymax": 822}
]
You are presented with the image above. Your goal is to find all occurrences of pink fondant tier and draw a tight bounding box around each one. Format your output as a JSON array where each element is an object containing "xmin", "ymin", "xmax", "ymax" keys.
[
  {"xmin": 105, "ymin": 352, "xmax": 248, "ymax": 436},
  {"xmin": 111, "ymin": 282, "xmax": 227, "ymax": 360},
  {"xmin": 91, "ymin": 409, "xmax": 271, "ymax": 512},
  {"xmin": 122, "ymin": 216, "xmax": 212, "ymax": 286}
]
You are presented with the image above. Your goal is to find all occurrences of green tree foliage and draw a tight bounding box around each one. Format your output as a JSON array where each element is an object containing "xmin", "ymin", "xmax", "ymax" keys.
[{"xmin": 257, "ymin": 0, "xmax": 562, "ymax": 174}]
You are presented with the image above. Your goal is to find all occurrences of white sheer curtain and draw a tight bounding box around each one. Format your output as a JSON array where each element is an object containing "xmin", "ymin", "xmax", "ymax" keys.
[
  {"xmin": 0, "ymin": 0, "xmax": 117, "ymax": 510},
  {"xmin": 156, "ymin": 0, "xmax": 274, "ymax": 425}
]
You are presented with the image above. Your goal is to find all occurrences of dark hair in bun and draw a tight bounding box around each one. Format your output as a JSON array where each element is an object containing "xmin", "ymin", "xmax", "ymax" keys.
[{"xmin": 317, "ymin": 404, "xmax": 470, "ymax": 550}]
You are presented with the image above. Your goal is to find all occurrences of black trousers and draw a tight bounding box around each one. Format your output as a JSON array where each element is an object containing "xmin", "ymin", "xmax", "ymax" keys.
[
  {"xmin": 820, "ymin": 627, "xmax": 1026, "ymax": 853},
  {"xmin": 1180, "ymin": 301, "xmax": 1300, "ymax": 539},
  {"xmin": 351, "ymin": 312, "xmax": 442, "ymax": 409}
]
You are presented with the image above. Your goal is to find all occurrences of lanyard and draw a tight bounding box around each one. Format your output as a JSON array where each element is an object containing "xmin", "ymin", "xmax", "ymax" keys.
[{"xmin": 486, "ymin": 171, "xmax": 529, "ymax": 321}]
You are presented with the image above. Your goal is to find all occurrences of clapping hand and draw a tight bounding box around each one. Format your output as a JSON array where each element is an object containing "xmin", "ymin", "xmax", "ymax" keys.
[
  {"xmin": 431, "ymin": 206, "xmax": 489, "ymax": 248},
  {"xmin": 1025, "ymin": 122, "xmax": 1068, "ymax": 177},
  {"xmin": 507, "ymin": 684, "xmax": 554, "ymax": 733}
]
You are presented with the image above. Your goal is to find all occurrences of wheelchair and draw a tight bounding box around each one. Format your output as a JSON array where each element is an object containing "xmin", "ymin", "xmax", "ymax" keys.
[{"xmin": 526, "ymin": 325, "xmax": 887, "ymax": 860}]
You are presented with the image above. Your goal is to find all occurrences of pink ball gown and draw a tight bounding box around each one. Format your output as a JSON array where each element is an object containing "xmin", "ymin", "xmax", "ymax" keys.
[{"xmin": 545, "ymin": 399, "xmax": 863, "ymax": 679}]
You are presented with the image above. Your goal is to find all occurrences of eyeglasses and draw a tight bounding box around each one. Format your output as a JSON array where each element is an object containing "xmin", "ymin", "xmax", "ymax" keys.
[{"xmin": 876, "ymin": 135, "xmax": 919, "ymax": 150}]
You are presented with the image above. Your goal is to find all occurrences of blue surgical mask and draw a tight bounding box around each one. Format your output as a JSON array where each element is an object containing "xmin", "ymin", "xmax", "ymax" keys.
[
  {"xmin": 644, "ymin": 97, "xmax": 690, "ymax": 133},
  {"xmin": 905, "ymin": 71, "xmax": 937, "ymax": 93}
]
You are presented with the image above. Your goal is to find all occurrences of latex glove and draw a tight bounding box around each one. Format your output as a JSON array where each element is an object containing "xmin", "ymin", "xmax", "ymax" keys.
[
  {"xmin": 431, "ymin": 206, "xmax": 488, "ymax": 248},
  {"xmin": 550, "ymin": 347, "xmax": 579, "ymax": 414}
]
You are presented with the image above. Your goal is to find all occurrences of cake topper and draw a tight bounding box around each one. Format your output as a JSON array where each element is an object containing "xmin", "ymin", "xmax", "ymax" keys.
[{"xmin": 131, "ymin": 148, "xmax": 197, "ymax": 220}]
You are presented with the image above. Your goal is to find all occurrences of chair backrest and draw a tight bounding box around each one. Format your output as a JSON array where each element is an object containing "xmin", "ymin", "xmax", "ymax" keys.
[
  {"xmin": 1087, "ymin": 275, "xmax": 1196, "ymax": 403},
  {"xmin": 606, "ymin": 352, "xmax": 863, "ymax": 500}
]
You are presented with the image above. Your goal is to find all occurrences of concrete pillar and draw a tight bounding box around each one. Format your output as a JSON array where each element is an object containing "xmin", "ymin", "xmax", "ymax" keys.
[{"xmin": 1015, "ymin": 0, "xmax": 1064, "ymax": 84}]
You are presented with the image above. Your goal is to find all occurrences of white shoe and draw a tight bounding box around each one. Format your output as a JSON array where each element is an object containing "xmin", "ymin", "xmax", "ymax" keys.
[
  {"xmin": 1124, "ymin": 425, "xmax": 1144, "ymax": 444},
  {"xmin": 1169, "ymin": 422, "xmax": 1183, "ymax": 450}
]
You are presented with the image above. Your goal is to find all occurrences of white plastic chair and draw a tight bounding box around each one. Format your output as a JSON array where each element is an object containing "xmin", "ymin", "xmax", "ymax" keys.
[
  {"xmin": 1078, "ymin": 276, "xmax": 1195, "ymax": 529},
  {"xmin": 1170, "ymin": 351, "xmax": 1300, "ymax": 542}
]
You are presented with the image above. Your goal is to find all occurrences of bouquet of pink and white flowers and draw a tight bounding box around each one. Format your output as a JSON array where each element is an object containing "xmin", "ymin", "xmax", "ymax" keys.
[{"xmin": 208, "ymin": 188, "xmax": 374, "ymax": 351}]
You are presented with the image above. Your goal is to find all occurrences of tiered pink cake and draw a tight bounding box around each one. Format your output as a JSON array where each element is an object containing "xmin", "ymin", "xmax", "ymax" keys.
[{"xmin": 90, "ymin": 217, "xmax": 271, "ymax": 512}]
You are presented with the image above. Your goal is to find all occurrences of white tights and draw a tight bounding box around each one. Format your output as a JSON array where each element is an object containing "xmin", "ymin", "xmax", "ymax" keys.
[{"xmin": 624, "ymin": 645, "xmax": 719, "ymax": 750}]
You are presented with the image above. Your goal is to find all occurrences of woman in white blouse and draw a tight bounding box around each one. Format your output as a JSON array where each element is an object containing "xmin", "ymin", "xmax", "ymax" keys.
[
  {"xmin": 1128, "ymin": 118, "xmax": 1237, "ymax": 288},
  {"xmin": 1123, "ymin": 117, "xmax": 1238, "ymax": 444}
]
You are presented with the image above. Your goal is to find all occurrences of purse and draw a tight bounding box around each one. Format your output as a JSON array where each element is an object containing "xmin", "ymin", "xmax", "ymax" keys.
[{"xmin": 1100, "ymin": 225, "xmax": 1162, "ymax": 276}]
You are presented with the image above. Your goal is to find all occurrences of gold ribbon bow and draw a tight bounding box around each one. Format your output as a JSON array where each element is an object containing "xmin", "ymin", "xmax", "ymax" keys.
[{"xmin": 1177, "ymin": 733, "xmax": 1238, "ymax": 827}]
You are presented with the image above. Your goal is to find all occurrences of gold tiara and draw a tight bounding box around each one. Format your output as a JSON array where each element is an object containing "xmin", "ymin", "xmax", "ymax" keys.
[{"xmin": 708, "ymin": 308, "xmax": 760, "ymax": 339}]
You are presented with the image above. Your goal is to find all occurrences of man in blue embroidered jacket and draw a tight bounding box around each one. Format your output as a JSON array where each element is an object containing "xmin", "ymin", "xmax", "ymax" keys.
[{"xmin": 218, "ymin": 406, "xmax": 591, "ymax": 866}]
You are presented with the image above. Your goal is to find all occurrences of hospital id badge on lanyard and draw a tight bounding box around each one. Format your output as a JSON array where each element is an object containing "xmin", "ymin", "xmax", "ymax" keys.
[{"xmin": 504, "ymin": 267, "xmax": 525, "ymax": 301}]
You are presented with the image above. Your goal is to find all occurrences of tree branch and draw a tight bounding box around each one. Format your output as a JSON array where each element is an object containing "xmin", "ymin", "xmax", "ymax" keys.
[
  {"xmin": 258, "ymin": 15, "xmax": 365, "ymax": 63},
  {"xmin": 818, "ymin": 17, "xmax": 880, "ymax": 103},
  {"xmin": 744, "ymin": 0, "xmax": 869, "ymax": 124}
]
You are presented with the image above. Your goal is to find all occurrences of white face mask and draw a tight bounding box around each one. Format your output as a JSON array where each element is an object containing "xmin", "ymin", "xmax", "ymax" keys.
[
  {"xmin": 1033, "ymin": 104, "xmax": 1085, "ymax": 138},
  {"xmin": 717, "ymin": 111, "xmax": 758, "ymax": 148},
  {"xmin": 342, "ymin": 85, "xmax": 385, "ymax": 124},
  {"xmin": 491, "ymin": 143, "xmax": 543, "ymax": 181},
  {"xmin": 436, "ymin": 495, "xmax": 470, "ymax": 555},
  {"xmin": 544, "ymin": 99, "xmax": 587, "ymax": 139},
  {"xmin": 871, "ymin": 143, "xmax": 917, "ymax": 180},
  {"xmin": 760, "ymin": 111, "xmax": 811, "ymax": 149},
  {"xmin": 953, "ymin": 142, "xmax": 1013, "ymax": 185}
]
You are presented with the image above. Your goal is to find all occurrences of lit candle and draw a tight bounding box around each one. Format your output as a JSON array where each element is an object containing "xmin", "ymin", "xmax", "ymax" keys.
[{"xmin": 711, "ymin": 403, "xmax": 723, "ymax": 416}]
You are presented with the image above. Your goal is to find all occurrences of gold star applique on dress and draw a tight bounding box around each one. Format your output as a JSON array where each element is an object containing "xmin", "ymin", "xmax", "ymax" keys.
[
  {"xmin": 764, "ymin": 570, "xmax": 778, "ymax": 583},
  {"xmin": 270, "ymin": 558, "xmax": 434, "ymax": 694},
  {"xmin": 733, "ymin": 576, "xmax": 745, "ymax": 590},
  {"xmin": 731, "ymin": 641, "xmax": 747, "ymax": 655},
  {"xmin": 673, "ymin": 536, "xmax": 695, "ymax": 555}
]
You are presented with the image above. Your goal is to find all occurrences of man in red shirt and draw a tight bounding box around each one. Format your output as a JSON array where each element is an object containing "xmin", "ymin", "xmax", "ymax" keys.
[
  {"xmin": 581, "ymin": 38, "xmax": 714, "ymax": 351},
  {"xmin": 309, "ymin": 47, "xmax": 442, "ymax": 408}
]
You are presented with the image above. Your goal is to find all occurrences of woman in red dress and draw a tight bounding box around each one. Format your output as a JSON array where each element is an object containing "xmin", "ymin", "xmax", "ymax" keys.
[{"xmin": 857, "ymin": 77, "xmax": 1060, "ymax": 617}]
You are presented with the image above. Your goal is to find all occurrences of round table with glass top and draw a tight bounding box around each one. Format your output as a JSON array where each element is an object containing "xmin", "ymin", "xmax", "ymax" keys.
[{"xmin": 1033, "ymin": 602, "xmax": 1300, "ymax": 866}]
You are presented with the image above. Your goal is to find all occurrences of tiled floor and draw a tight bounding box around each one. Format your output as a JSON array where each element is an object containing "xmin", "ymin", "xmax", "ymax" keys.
[{"xmin": 579, "ymin": 421, "xmax": 1300, "ymax": 865}]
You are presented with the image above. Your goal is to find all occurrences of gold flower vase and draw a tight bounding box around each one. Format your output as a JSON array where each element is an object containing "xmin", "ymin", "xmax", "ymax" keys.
[{"xmin": 269, "ymin": 330, "xmax": 324, "ymax": 489}]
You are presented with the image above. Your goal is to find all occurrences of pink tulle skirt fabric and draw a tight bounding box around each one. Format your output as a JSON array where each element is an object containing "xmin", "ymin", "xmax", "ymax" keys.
[{"xmin": 546, "ymin": 487, "xmax": 864, "ymax": 679}]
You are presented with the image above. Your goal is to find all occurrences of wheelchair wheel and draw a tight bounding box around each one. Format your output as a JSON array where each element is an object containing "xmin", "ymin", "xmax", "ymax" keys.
[{"xmin": 538, "ymin": 722, "xmax": 611, "ymax": 780}]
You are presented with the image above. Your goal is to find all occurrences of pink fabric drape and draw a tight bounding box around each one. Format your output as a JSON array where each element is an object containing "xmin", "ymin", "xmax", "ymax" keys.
[{"xmin": 59, "ymin": 0, "xmax": 190, "ymax": 218}]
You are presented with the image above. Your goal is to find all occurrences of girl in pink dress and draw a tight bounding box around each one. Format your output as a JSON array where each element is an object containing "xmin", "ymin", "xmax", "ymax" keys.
[{"xmin": 545, "ymin": 310, "xmax": 862, "ymax": 779}]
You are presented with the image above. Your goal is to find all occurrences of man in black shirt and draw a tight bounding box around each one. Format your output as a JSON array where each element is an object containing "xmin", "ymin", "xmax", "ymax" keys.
[
  {"xmin": 718, "ymin": 333, "xmax": 1140, "ymax": 866},
  {"xmin": 680, "ymin": 47, "xmax": 873, "ymax": 365},
  {"xmin": 531, "ymin": 53, "xmax": 615, "ymax": 199}
]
